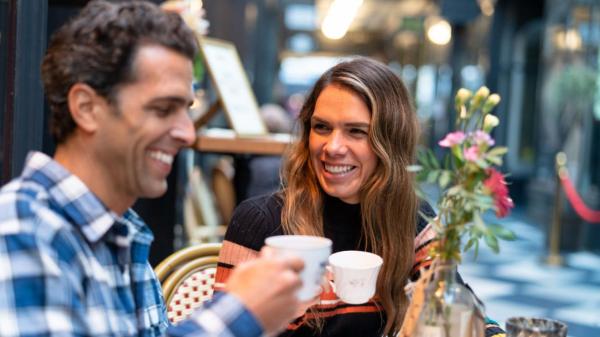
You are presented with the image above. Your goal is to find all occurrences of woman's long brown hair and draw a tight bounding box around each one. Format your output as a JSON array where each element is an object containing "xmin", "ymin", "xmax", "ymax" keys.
[{"xmin": 280, "ymin": 57, "xmax": 420, "ymax": 336}]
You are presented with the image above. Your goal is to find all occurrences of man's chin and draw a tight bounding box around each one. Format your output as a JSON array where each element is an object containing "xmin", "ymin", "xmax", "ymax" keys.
[{"xmin": 140, "ymin": 181, "xmax": 169, "ymax": 199}]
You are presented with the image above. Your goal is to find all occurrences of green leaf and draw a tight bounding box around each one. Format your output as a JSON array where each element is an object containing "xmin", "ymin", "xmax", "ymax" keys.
[
  {"xmin": 486, "ymin": 155, "xmax": 503, "ymax": 166},
  {"xmin": 475, "ymin": 159, "xmax": 489, "ymax": 169},
  {"xmin": 487, "ymin": 146, "xmax": 508, "ymax": 157},
  {"xmin": 426, "ymin": 170, "xmax": 440, "ymax": 183},
  {"xmin": 407, "ymin": 165, "xmax": 423, "ymax": 172},
  {"xmin": 416, "ymin": 171, "xmax": 429, "ymax": 182},
  {"xmin": 484, "ymin": 233, "xmax": 500, "ymax": 253},
  {"xmin": 472, "ymin": 239, "xmax": 480, "ymax": 259},
  {"xmin": 427, "ymin": 149, "xmax": 440, "ymax": 169},
  {"xmin": 446, "ymin": 186, "xmax": 463, "ymax": 196},
  {"xmin": 473, "ymin": 212, "xmax": 486, "ymax": 230},
  {"xmin": 439, "ymin": 171, "xmax": 452, "ymax": 188},
  {"xmin": 463, "ymin": 237, "xmax": 477, "ymax": 252},
  {"xmin": 414, "ymin": 185, "xmax": 426, "ymax": 200},
  {"xmin": 451, "ymin": 146, "xmax": 463, "ymax": 161},
  {"xmin": 417, "ymin": 148, "xmax": 431, "ymax": 168},
  {"xmin": 475, "ymin": 195, "xmax": 495, "ymax": 209},
  {"xmin": 417, "ymin": 152, "xmax": 428, "ymax": 167},
  {"xmin": 488, "ymin": 224, "xmax": 517, "ymax": 241}
]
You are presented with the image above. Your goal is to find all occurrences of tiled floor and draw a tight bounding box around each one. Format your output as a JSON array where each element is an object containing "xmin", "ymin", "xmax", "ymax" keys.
[{"xmin": 459, "ymin": 213, "xmax": 600, "ymax": 337}]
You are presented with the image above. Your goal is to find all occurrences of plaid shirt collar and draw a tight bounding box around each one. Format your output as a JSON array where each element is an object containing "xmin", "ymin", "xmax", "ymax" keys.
[{"xmin": 22, "ymin": 151, "xmax": 154, "ymax": 249}]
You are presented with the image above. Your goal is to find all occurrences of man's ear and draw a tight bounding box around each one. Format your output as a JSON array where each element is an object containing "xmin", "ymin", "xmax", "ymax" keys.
[{"xmin": 67, "ymin": 83, "xmax": 108, "ymax": 133}]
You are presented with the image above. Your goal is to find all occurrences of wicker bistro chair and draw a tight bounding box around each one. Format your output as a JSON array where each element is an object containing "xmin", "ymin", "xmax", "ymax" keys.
[{"xmin": 155, "ymin": 243, "xmax": 222, "ymax": 324}]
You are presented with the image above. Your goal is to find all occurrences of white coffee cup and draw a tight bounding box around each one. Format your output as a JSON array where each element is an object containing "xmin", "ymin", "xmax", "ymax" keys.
[
  {"xmin": 328, "ymin": 250, "xmax": 383, "ymax": 304},
  {"xmin": 265, "ymin": 235, "xmax": 332, "ymax": 301}
]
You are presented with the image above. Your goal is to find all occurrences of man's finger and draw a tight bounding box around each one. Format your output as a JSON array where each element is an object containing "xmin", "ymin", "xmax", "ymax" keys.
[
  {"xmin": 282, "ymin": 256, "xmax": 304, "ymax": 272},
  {"xmin": 259, "ymin": 246, "xmax": 275, "ymax": 258}
]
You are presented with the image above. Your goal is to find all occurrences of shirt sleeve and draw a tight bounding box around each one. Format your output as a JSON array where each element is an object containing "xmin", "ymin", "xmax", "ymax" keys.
[
  {"xmin": 0, "ymin": 228, "xmax": 89, "ymax": 336},
  {"xmin": 164, "ymin": 293, "xmax": 263, "ymax": 337}
]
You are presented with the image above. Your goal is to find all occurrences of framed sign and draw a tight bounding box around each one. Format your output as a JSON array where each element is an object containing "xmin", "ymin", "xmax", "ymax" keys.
[{"xmin": 198, "ymin": 37, "xmax": 268, "ymax": 137}]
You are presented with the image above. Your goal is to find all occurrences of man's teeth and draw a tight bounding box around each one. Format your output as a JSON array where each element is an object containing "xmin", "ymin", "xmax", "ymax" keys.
[
  {"xmin": 148, "ymin": 151, "xmax": 174, "ymax": 165},
  {"xmin": 324, "ymin": 164, "xmax": 354, "ymax": 174}
]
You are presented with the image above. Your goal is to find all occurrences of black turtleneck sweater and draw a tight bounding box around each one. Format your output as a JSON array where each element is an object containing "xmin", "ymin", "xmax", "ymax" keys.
[
  {"xmin": 322, "ymin": 195, "xmax": 363, "ymax": 253},
  {"xmin": 217, "ymin": 193, "xmax": 432, "ymax": 337}
]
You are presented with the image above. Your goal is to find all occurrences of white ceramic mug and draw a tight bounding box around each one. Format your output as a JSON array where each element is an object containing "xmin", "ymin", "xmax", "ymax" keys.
[
  {"xmin": 328, "ymin": 250, "xmax": 383, "ymax": 304},
  {"xmin": 265, "ymin": 235, "xmax": 332, "ymax": 301}
]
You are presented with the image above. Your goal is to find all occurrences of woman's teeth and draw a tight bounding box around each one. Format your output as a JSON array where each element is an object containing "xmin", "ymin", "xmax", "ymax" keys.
[{"xmin": 324, "ymin": 164, "xmax": 354, "ymax": 174}]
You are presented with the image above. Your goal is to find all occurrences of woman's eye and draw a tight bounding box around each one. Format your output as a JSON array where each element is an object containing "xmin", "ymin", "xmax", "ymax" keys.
[
  {"xmin": 312, "ymin": 123, "xmax": 330, "ymax": 132},
  {"xmin": 350, "ymin": 128, "xmax": 368, "ymax": 136}
]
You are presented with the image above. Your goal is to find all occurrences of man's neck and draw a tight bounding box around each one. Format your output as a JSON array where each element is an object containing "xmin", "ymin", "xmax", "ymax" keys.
[{"xmin": 54, "ymin": 140, "xmax": 133, "ymax": 215}]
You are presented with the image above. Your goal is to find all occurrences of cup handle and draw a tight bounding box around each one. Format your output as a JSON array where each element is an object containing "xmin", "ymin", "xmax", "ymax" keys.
[{"xmin": 325, "ymin": 265, "xmax": 336, "ymax": 294}]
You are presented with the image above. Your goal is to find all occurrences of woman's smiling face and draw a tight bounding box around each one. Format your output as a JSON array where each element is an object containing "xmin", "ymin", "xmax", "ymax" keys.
[{"xmin": 309, "ymin": 84, "xmax": 378, "ymax": 204}]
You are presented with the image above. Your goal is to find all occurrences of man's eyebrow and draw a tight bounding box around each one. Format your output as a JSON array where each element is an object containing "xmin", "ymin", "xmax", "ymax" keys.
[{"xmin": 147, "ymin": 96, "xmax": 194, "ymax": 106}]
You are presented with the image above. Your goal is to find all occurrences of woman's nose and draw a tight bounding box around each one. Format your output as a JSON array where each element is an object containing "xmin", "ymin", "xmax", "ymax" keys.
[{"xmin": 324, "ymin": 131, "xmax": 347, "ymax": 156}]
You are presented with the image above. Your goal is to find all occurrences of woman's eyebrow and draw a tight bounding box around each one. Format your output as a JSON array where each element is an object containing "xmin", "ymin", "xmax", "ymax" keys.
[
  {"xmin": 345, "ymin": 122, "xmax": 370, "ymax": 128},
  {"xmin": 311, "ymin": 116, "xmax": 329, "ymax": 123}
]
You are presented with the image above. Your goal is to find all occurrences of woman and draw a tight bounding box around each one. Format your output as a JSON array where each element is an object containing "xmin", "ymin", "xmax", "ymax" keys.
[{"xmin": 215, "ymin": 57, "xmax": 503, "ymax": 337}]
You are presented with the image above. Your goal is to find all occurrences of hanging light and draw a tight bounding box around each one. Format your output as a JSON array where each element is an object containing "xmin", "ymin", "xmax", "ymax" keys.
[
  {"xmin": 321, "ymin": 0, "xmax": 363, "ymax": 40},
  {"xmin": 553, "ymin": 27, "xmax": 582, "ymax": 51},
  {"xmin": 426, "ymin": 17, "xmax": 452, "ymax": 46}
]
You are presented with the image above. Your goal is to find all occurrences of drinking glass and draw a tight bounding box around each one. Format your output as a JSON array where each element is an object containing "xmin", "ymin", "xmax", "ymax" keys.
[{"xmin": 506, "ymin": 317, "xmax": 567, "ymax": 337}]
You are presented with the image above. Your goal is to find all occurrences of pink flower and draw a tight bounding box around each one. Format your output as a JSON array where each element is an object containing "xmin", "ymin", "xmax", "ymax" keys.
[
  {"xmin": 484, "ymin": 168, "xmax": 514, "ymax": 218},
  {"xmin": 463, "ymin": 146, "xmax": 480, "ymax": 162},
  {"xmin": 438, "ymin": 131, "xmax": 466, "ymax": 147},
  {"xmin": 471, "ymin": 131, "xmax": 495, "ymax": 146}
]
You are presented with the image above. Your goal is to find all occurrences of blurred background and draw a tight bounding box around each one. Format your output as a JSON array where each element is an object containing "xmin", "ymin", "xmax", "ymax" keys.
[{"xmin": 1, "ymin": 0, "xmax": 599, "ymax": 334}]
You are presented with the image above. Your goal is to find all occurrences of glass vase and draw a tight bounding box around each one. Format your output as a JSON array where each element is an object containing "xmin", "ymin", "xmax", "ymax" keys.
[{"xmin": 413, "ymin": 260, "xmax": 485, "ymax": 337}]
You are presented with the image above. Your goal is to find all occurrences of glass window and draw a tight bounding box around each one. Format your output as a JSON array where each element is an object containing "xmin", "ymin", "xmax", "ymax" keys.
[{"xmin": 0, "ymin": 0, "xmax": 9, "ymax": 183}]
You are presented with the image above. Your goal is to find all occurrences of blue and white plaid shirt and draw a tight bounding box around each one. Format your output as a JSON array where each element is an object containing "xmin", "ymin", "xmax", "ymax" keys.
[{"xmin": 0, "ymin": 152, "xmax": 263, "ymax": 337}]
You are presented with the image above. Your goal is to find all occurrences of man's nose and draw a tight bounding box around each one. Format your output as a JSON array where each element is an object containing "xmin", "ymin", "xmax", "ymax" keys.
[{"xmin": 171, "ymin": 111, "xmax": 196, "ymax": 146}]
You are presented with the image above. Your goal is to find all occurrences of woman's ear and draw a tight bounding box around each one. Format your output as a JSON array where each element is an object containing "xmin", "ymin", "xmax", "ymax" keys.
[{"xmin": 67, "ymin": 83, "xmax": 108, "ymax": 134}]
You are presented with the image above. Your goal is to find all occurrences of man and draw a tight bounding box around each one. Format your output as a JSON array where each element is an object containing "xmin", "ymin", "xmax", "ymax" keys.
[{"xmin": 0, "ymin": 1, "xmax": 303, "ymax": 336}]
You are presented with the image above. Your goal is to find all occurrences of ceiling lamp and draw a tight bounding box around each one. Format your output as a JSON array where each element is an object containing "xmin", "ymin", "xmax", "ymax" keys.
[
  {"xmin": 554, "ymin": 28, "xmax": 582, "ymax": 51},
  {"xmin": 426, "ymin": 17, "xmax": 452, "ymax": 46},
  {"xmin": 321, "ymin": 0, "xmax": 363, "ymax": 40}
]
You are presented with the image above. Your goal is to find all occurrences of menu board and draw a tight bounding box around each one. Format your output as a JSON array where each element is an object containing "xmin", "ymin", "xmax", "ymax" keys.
[{"xmin": 198, "ymin": 37, "xmax": 268, "ymax": 137}]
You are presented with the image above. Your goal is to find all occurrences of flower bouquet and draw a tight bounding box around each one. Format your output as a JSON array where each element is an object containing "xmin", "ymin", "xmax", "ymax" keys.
[{"xmin": 402, "ymin": 86, "xmax": 515, "ymax": 337}]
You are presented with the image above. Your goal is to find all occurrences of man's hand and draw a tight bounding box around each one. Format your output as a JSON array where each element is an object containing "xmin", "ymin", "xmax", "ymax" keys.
[{"xmin": 225, "ymin": 247, "xmax": 304, "ymax": 335}]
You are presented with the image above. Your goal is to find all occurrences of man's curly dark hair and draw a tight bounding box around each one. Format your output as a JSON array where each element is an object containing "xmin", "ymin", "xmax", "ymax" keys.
[{"xmin": 41, "ymin": 0, "xmax": 198, "ymax": 144}]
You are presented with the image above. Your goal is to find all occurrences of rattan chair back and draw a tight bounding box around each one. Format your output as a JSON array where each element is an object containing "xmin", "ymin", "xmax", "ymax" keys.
[{"xmin": 155, "ymin": 243, "xmax": 222, "ymax": 323}]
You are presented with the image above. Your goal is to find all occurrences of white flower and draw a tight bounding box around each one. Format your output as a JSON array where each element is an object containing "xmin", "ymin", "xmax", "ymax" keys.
[
  {"xmin": 482, "ymin": 94, "xmax": 501, "ymax": 114},
  {"xmin": 456, "ymin": 89, "xmax": 472, "ymax": 105},
  {"xmin": 483, "ymin": 114, "xmax": 500, "ymax": 132},
  {"xmin": 474, "ymin": 86, "xmax": 490, "ymax": 101}
]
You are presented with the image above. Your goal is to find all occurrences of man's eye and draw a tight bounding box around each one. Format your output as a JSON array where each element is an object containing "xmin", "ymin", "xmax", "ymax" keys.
[{"xmin": 153, "ymin": 106, "xmax": 174, "ymax": 117}]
